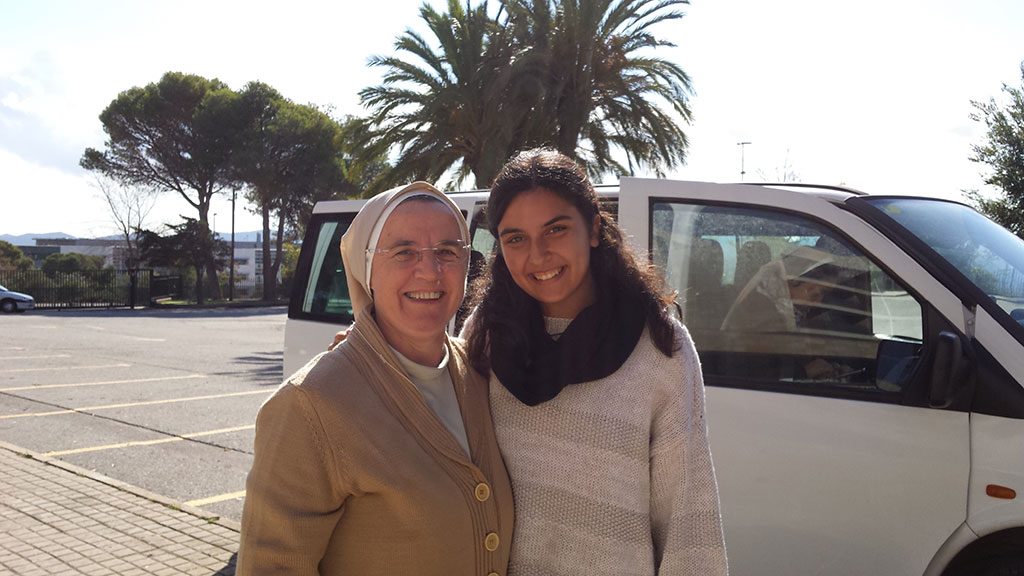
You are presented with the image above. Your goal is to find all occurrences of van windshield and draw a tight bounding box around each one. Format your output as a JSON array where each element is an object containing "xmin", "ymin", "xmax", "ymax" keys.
[{"xmin": 865, "ymin": 197, "xmax": 1024, "ymax": 327}]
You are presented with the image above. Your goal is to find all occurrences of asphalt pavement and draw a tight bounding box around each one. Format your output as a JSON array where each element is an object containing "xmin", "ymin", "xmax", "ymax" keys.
[{"xmin": 0, "ymin": 306, "xmax": 292, "ymax": 524}]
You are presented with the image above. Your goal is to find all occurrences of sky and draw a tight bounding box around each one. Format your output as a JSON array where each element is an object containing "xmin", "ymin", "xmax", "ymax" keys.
[{"xmin": 1, "ymin": 0, "xmax": 1022, "ymax": 239}]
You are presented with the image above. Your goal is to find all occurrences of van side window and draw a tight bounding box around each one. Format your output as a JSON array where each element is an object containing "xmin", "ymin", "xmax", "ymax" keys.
[
  {"xmin": 299, "ymin": 218, "xmax": 354, "ymax": 321},
  {"xmin": 652, "ymin": 201, "xmax": 924, "ymax": 400},
  {"xmin": 469, "ymin": 202, "xmax": 496, "ymax": 257}
]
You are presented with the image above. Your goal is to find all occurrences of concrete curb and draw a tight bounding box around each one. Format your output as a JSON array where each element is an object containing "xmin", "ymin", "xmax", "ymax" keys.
[
  {"xmin": 152, "ymin": 300, "xmax": 288, "ymax": 310},
  {"xmin": 0, "ymin": 439, "xmax": 241, "ymax": 533}
]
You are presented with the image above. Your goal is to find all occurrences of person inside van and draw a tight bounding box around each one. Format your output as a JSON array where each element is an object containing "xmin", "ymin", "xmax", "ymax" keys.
[
  {"xmin": 237, "ymin": 182, "xmax": 513, "ymax": 575},
  {"xmin": 722, "ymin": 247, "xmax": 859, "ymax": 381},
  {"xmin": 722, "ymin": 246, "xmax": 840, "ymax": 333},
  {"xmin": 463, "ymin": 149, "xmax": 728, "ymax": 575}
]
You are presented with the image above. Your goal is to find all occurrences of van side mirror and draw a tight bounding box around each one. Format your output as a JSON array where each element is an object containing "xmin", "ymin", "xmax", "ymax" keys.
[
  {"xmin": 929, "ymin": 331, "xmax": 972, "ymax": 409},
  {"xmin": 875, "ymin": 338, "xmax": 921, "ymax": 392}
]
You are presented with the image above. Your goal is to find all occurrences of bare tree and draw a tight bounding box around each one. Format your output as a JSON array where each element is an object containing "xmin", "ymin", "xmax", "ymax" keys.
[
  {"xmin": 756, "ymin": 150, "xmax": 801, "ymax": 183},
  {"xmin": 94, "ymin": 176, "xmax": 155, "ymax": 270}
]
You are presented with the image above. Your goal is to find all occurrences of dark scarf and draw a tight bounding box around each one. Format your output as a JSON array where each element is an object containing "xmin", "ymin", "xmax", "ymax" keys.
[{"xmin": 489, "ymin": 289, "xmax": 647, "ymax": 406}]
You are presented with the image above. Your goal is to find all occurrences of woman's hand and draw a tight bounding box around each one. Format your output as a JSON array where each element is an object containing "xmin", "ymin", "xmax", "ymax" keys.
[{"xmin": 328, "ymin": 329, "xmax": 349, "ymax": 351}]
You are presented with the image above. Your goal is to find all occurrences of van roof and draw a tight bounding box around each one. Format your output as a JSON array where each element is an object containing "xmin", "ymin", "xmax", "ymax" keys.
[{"xmin": 312, "ymin": 180, "xmax": 867, "ymax": 214}]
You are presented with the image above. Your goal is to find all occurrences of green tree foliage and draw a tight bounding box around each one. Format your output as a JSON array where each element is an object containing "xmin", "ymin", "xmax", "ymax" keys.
[
  {"xmin": 0, "ymin": 241, "xmax": 33, "ymax": 271},
  {"xmin": 336, "ymin": 116, "xmax": 393, "ymax": 199},
  {"xmin": 83, "ymin": 73, "xmax": 388, "ymax": 302},
  {"xmin": 41, "ymin": 253, "xmax": 106, "ymax": 276},
  {"xmin": 81, "ymin": 72, "xmax": 248, "ymax": 298},
  {"xmin": 233, "ymin": 82, "xmax": 350, "ymax": 300},
  {"xmin": 137, "ymin": 218, "xmax": 230, "ymax": 304},
  {"xmin": 278, "ymin": 242, "xmax": 302, "ymax": 297},
  {"xmin": 360, "ymin": 0, "xmax": 693, "ymax": 189},
  {"xmin": 966, "ymin": 62, "xmax": 1024, "ymax": 237}
]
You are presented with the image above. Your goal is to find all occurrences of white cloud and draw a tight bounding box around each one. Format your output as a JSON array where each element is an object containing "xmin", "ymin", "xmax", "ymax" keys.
[{"xmin": 0, "ymin": 149, "xmax": 112, "ymax": 236}]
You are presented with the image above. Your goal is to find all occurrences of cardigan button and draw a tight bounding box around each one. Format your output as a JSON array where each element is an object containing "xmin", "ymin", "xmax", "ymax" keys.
[
  {"xmin": 474, "ymin": 482, "xmax": 491, "ymax": 502},
  {"xmin": 484, "ymin": 532, "xmax": 500, "ymax": 552},
  {"xmin": 487, "ymin": 572, "xmax": 500, "ymax": 576}
]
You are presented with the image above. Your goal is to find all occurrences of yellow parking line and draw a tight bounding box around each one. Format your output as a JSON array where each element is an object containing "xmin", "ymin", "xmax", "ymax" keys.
[
  {"xmin": 0, "ymin": 390, "xmax": 270, "ymax": 420},
  {"xmin": 44, "ymin": 424, "xmax": 255, "ymax": 457},
  {"xmin": 185, "ymin": 490, "xmax": 247, "ymax": 508},
  {"xmin": 0, "ymin": 363, "xmax": 131, "ymax": 374},
  {"xmin": 0, "ymin": 354, "xmax": 71, "ymax": 361},
  {"xmin": 0, "ymin": 374, "xmax": 203, "ymax": 392}
]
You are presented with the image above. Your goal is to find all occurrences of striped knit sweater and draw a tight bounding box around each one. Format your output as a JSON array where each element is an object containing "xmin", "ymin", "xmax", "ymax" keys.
[{"xmin": 488, "ymin": 318, "xmax": 728, "ymax": 576}]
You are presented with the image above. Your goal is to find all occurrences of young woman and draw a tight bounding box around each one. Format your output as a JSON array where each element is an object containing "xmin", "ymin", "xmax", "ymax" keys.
[
  {"xmin": 239, "ymin": 182, "xmax": 513, "ymax": 575},
  {"xmin": 464, "ymin": 149, "xmax": 728, "ymax": 575}
]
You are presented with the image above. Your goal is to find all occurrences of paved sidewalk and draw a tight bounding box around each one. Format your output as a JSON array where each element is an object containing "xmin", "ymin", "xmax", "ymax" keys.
[{"xmin": 0, "ymin": 441, "xmax": 239, "ymax": 575}]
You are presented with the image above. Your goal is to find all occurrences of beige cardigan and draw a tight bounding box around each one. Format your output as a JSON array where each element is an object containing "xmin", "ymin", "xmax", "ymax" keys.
[{"xmin": 237, "ymin": 313, "xmax": 514, "ymax": 575}]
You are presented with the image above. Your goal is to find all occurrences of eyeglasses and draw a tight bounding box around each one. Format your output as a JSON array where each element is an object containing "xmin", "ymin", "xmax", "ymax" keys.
[{"xmin": 367, "ymin": 243, "xmax": 471, "ymax": 267}]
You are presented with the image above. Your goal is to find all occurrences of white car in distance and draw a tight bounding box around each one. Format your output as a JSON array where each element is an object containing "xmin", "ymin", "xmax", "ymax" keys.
[{"xmin": 0, "ymin": 283, "xmax": 35, "ymax": 313}]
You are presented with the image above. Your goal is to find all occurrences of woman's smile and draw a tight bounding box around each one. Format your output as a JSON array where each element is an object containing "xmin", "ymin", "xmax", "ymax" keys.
[
  {"xmin": 530, "ymin": 267, "xmax": 564, "ymax": 282},
  {"xmin": 405, "ymin": 290, "xmax": 445, "ymax": 301}
]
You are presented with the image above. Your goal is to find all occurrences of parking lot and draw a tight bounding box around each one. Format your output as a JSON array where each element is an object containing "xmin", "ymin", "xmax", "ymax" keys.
[{"xmin": 0, "ymin": 306, "xmax": 302, "ymax": 523}]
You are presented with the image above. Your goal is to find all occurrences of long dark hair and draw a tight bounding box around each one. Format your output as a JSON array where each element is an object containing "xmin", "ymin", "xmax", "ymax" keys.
[{"xmin": 465, "ymin": 148, "xmax": 678, "ymax": 374}]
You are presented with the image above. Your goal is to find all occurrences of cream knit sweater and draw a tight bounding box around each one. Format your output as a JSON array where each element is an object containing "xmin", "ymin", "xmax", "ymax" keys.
[{"xmin": 489, "ymin": 319, "xmax": 728, "ymax": 576}]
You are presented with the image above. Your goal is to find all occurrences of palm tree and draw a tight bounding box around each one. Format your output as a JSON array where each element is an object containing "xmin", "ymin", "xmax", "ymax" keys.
[
  {"xmin": 359, "ymin": 0, "xmax": 694, "ymax": 189},
  {"xmin": 359, "ymin": 0, "xmax": 518, "ymax": 190},
  {"xmin": 503, "ymin": 0, "xmax": 694, "ymax": 176}
]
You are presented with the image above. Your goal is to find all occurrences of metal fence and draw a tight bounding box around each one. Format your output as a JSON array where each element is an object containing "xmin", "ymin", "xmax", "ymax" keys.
[
  {"xmin": 0, "ymin": 269, "xmax": 152, "ymax": 309},
  {"xmin": 1, "ymin": 269, "xmax": 278, "ymax": 309}
]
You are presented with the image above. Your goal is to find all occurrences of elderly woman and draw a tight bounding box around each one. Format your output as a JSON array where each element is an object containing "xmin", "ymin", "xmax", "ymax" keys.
[{"xmin": 237, "ymin": 182, "xmax": 514, "ymax": 575}]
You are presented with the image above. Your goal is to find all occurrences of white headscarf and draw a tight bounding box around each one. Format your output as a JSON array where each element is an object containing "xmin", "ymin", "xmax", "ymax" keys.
[{"xmin": 339, "ymin": 182, "xmax": 470, "ymax": 321}]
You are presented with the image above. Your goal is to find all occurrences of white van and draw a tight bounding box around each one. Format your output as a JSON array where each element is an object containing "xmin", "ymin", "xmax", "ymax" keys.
[{"xmin": 284, "ymin": 179, "xmax": 1024, "ymax": 576}]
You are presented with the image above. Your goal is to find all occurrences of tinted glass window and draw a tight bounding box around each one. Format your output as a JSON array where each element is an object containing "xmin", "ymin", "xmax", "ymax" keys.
[
  {"xmin": 652, "ymin": 201, "xmax": 924, "ymax": 398},
  {"xmin": 470, "ymin": 202, "xmax": 496, "ymax": 256},
  {"xmin": 867, "ymin": 198, "xmax": 1024, "ymax": 330},
  {"xmin": 299, "ymin": 218, "xmax": 353, "ymax": 321}
]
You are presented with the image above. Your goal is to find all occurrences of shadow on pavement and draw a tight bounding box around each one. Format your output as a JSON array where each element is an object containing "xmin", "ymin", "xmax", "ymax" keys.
[
  {"xmin": 214, "ymin": 552, "xmax": 238, "ymax": 575},
  {"xmin": 216, "ymin": 351, "xmax": 285, "ymax": 385}
]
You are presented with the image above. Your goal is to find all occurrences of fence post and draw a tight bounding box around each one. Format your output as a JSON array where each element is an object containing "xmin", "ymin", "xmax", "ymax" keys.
[{"xmin": 129, "ymin": 269, "xmax": 137, "ymax": 309}]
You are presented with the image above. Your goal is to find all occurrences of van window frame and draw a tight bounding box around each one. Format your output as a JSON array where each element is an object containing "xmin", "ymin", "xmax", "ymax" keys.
[
  {"xmin": 288, "ymin": 211, "xmax": 358, "ymax": 324},
  {"xmin": 644, "ymin": 195, "xmax": 964, "ymax": 407}
]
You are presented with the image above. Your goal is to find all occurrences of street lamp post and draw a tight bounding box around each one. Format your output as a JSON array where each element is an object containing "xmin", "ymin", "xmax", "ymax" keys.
[
  {"xmin": 229, "ymin": 190, "xmax": 236, "ymax": 301},
  {"xmin": 737, "ymin": 141, "xmax": 752, "ymax": 181}
]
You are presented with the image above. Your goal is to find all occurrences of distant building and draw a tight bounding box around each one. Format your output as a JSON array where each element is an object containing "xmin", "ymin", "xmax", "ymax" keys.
[
  {"xmin": 19, "ymin": 245, "xmax": 61, "ymax": 268},
  {"xmin": 30, "ymin": 237, "xmax": 281, "ymax": 281},
  {"xmin": 222, "ymin": 240, "xmax": 282, "ymax": 282},
  {"xmin": 33, "ymin": 238, "xmax": 128, "ymax": 269}
]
